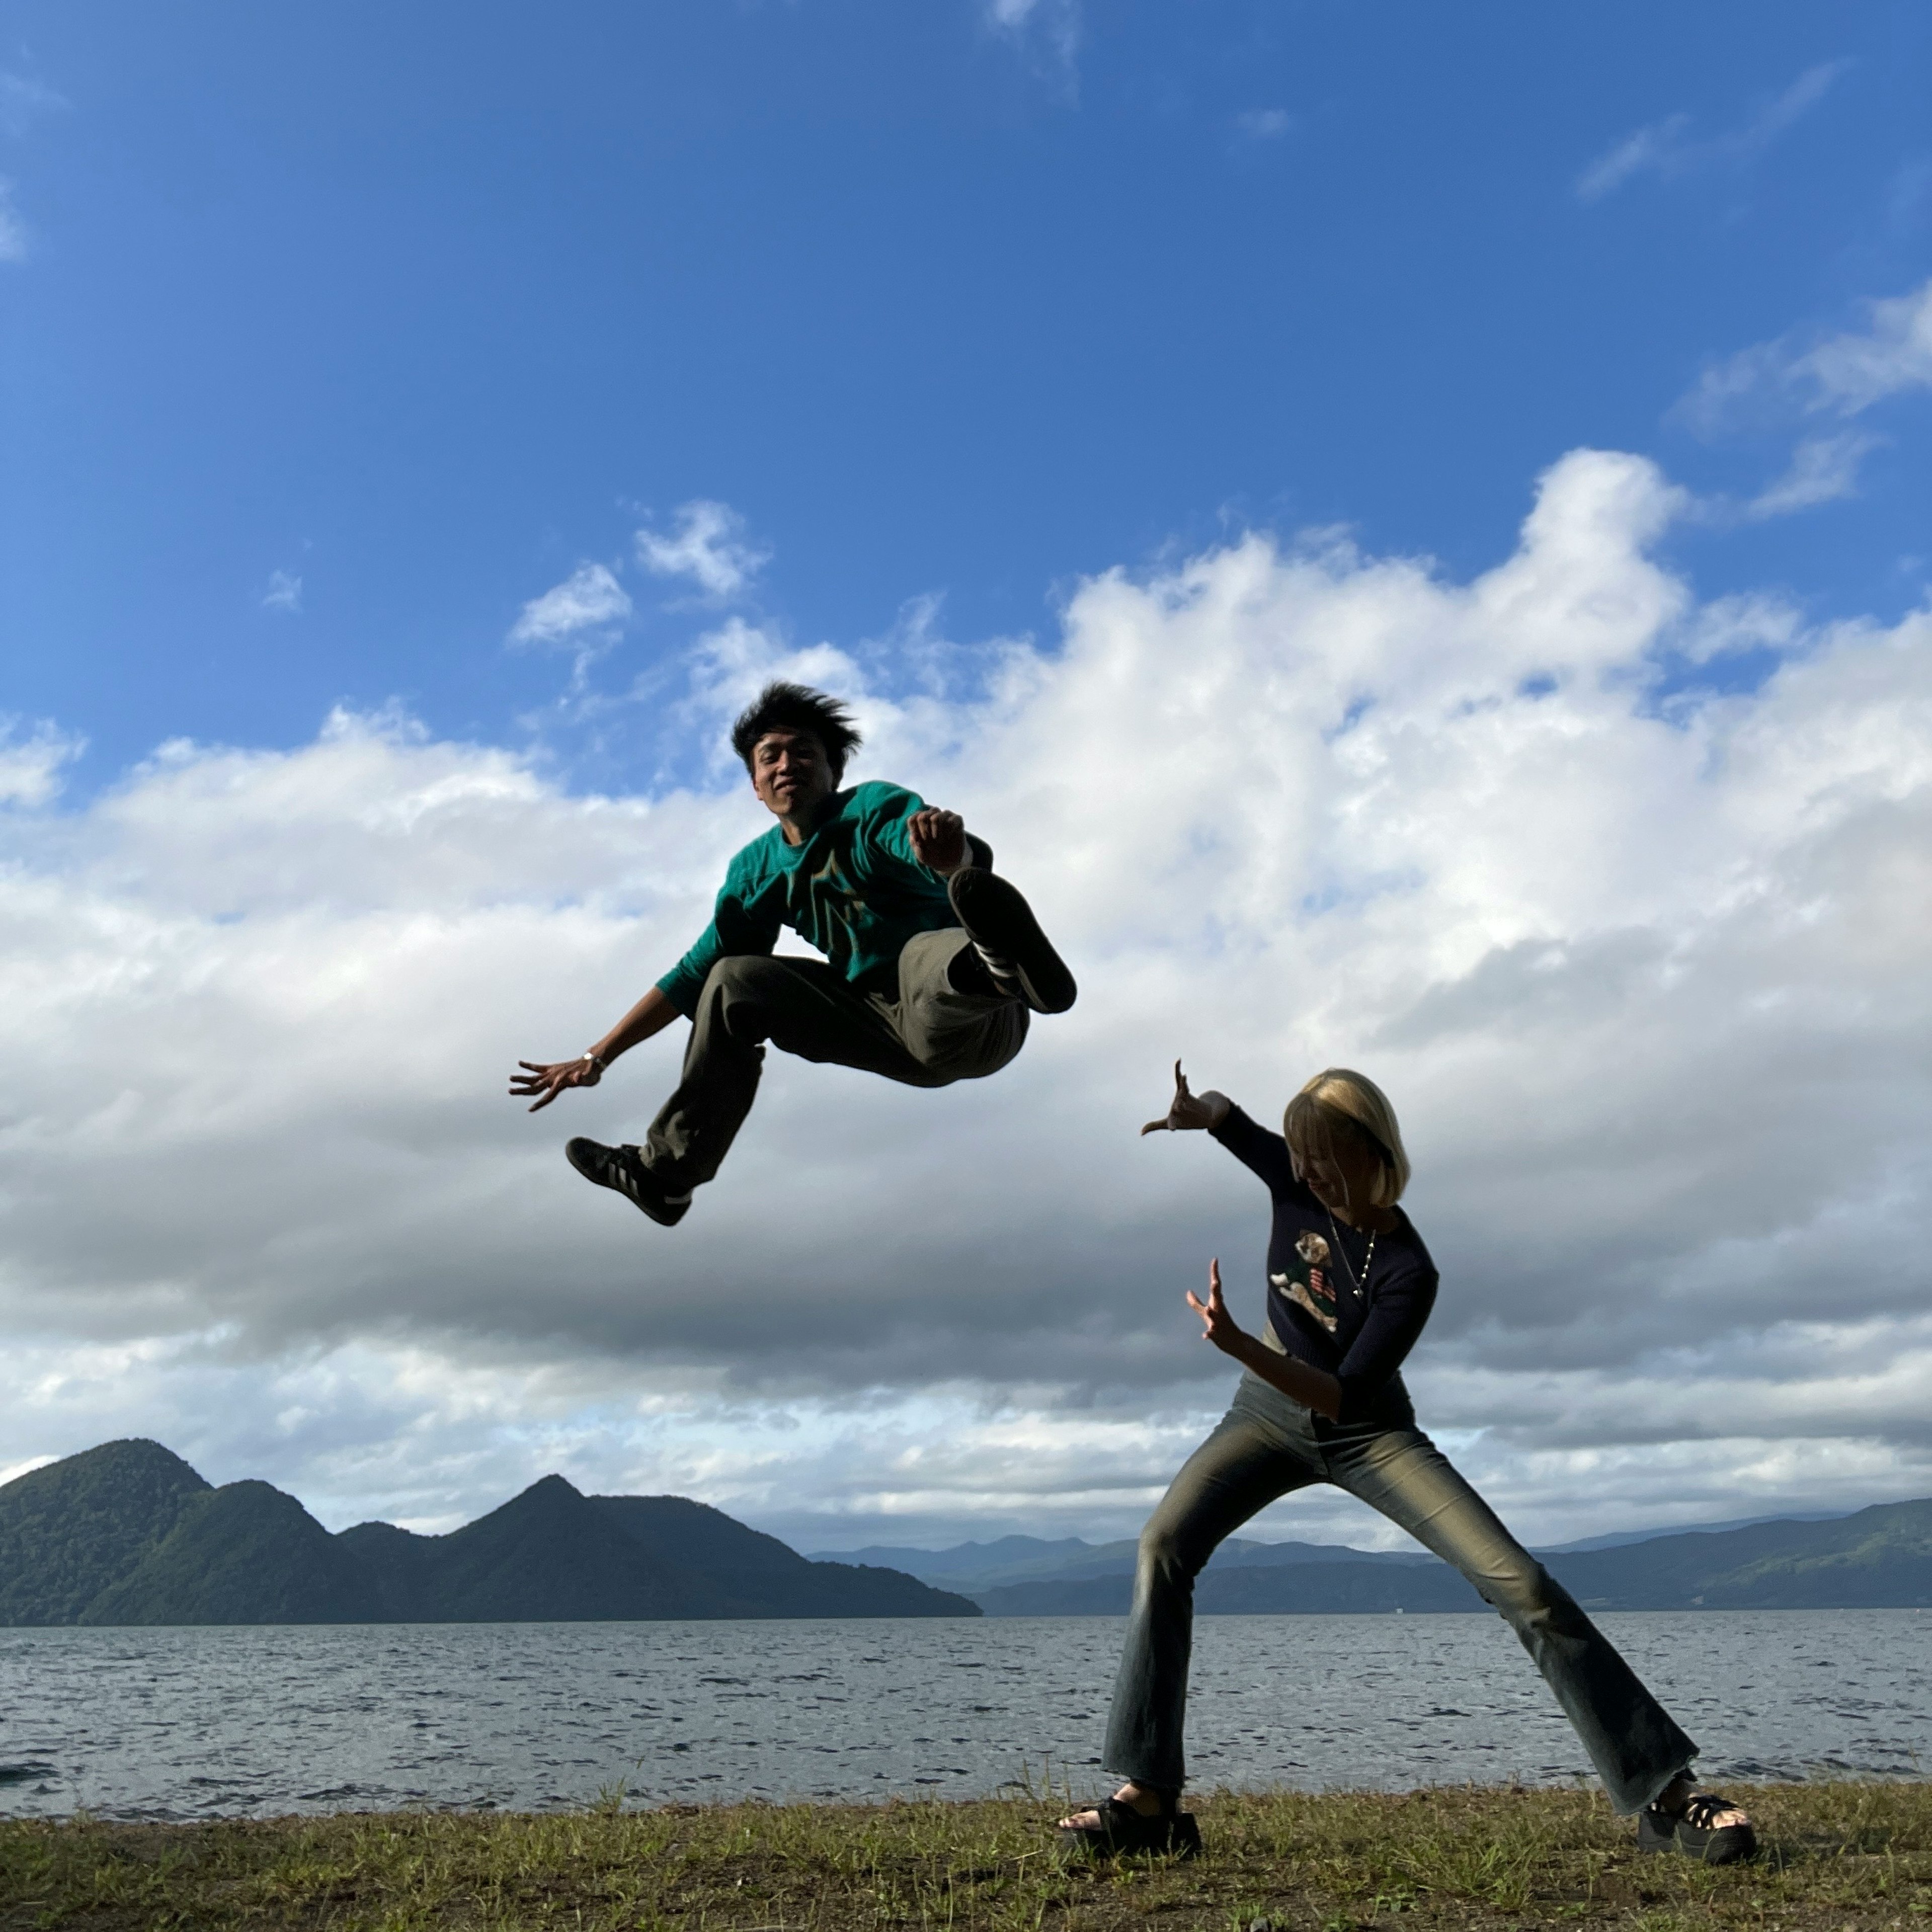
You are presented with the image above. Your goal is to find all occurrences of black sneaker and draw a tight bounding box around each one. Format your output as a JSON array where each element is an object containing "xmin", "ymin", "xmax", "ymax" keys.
[
  {"xmin": 947, "ymin": 868, "xmax": 1077, "ymax": 1015},
  {"xmin": 565, "ymin": 1138, "xmax": 692, "ymax": 1227},
  {"xmin": 1638, "ymin": 1792, "xmax": 1757, "ymax": 1865}
]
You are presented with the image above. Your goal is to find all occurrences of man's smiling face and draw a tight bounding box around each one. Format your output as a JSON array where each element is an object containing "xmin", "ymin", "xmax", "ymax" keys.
[{"xmin": 750, "ymin": 726, "xmax": 837, "ymax": 830}]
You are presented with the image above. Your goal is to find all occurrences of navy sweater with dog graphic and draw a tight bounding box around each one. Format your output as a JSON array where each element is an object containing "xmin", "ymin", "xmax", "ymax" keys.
[{"xmin": 1210, "ymin": 1103, "xmax": 1439, "ymax": 1427}]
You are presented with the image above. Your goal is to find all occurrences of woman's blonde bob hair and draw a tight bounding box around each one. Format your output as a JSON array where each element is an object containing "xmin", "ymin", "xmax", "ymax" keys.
[{"xmin": 1282, "ymin": 1068, "xmax": 1412, "ymax": 1209}]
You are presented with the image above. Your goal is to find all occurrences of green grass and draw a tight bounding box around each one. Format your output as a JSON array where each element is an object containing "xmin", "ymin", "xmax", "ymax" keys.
[{"xmin": 4, "ymin": 1782, "xmax": 1930, "ymax": 1932}]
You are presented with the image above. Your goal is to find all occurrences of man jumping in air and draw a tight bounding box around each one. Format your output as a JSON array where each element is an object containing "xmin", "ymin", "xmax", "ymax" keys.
[{"xmin": 510, "ymin": 682, "xmax": 1076, "ymax": 1227}]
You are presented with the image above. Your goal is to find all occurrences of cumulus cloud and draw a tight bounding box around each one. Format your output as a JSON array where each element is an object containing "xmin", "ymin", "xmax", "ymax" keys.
[
  {"xmin": 634, "ymin": 502, "xmax": 768, "ymax": 603},
  {"xmin": 1576, "ymin": 60, "xmax": 1850, "ymax": 202},
  {"xmin": 5, "ymin": 448, "xmax": 1932, "ymax": 1547},
  {"xmin": 1667, "ymin": 594, "xmax": 1804, "ymax": 669},
  {"xmin": 1685, "ymin": 278, "xmax": 1932, "ymax": 432},
  {"xmin": 507, "ymin": 560, "xmax": 632, "ymax": 646},
  {"xmin": 0, "ymin": 718, "xmax": 83, "ymax": 806}
]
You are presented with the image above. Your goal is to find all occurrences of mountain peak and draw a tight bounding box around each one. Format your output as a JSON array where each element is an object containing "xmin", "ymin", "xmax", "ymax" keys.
[
  {"xmin": 0, "ymin": 1437, "xmax": 215, "ymax": 1626},
  {"xmin": 2, "ymin": 1438, "xmax": 211, "ymax": 1497}
]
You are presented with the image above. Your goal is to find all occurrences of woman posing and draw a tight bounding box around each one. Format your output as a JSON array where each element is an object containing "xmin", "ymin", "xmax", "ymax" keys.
[{"xmin": 1057, "ymin": 1064, "xmax": 1755, "ymax": 1866}]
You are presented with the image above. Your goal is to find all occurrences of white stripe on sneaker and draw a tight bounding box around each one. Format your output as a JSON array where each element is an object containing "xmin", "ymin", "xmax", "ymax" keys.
[{"xmin": 973, "ymin": 941, "xmax": 1020, "ymax": 991}]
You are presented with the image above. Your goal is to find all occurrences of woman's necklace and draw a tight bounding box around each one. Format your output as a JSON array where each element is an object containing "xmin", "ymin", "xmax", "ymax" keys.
[{"xmin": 1326, "ymin": 1206, "xmax": 1378, "ymax": 1300}]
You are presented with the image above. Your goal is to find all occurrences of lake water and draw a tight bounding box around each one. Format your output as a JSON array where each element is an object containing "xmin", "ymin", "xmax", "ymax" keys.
[{"xmin": 0, "ymin": 1611, "xmax": 1924, "ymax": 1821}]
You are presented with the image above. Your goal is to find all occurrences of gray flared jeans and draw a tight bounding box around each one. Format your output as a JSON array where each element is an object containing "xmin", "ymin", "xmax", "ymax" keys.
[{"xmin": 1103, "ymin": 1370, "xmax": 1696, "ymax": 1815}]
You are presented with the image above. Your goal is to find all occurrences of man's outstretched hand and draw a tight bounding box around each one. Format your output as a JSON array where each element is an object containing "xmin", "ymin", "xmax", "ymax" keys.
[
  {"xmin": 510, "ymin": 988, "xmax": 679, "ymax": 1114},
  {"xmin": 1141, "ymin": 1060, "xmax": 1228, "ymax": 1135},
  {"xmin": 909, "ymin": 807, "xmax": 971, "ymax": 875},
  {"xmin": 510, "ymin": 1057, "xmax": 601, "ymax": 1113}
]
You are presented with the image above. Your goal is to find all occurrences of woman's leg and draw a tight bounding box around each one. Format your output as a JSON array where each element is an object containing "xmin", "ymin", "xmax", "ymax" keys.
[
  {"xmin": 1099, "ymin": 1377, "xmax": 1323, "ymax": 1794},
  {"xmin": 1327, "ymin": 1426, "xmax": 1695, "ymax": 1816}
]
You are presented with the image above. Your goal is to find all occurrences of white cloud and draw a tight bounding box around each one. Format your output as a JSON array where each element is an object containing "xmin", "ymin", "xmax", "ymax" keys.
[
  {"xmin": 0, "ymin": 68, "xmax": 66, "ymax": 139},
  {"xmin": 1577, "ymin": 60, "xmax": 1850, "ymax": 202},
  {"xmin": 0, "ymin": 63, "xmax": 64, "ymax": 262},
  {"xmin": 0, "ymin": 718, "xmax": 83, "ymax": 805},
  {"xmin": 5, "ymin": 448, "xmax": 1932, "ymax": 1548},
  {"xmin": 985, "ymin": 0, "xmax": 1070, "ymax": 36},
  {"xmin": 1743, "ymin": 58, "xmax": 1850, "ymax": 142},
  {"xmin": 1742, "ymin": 430, "xmax": 1881, "ymax": 519},
  {"xmin": 633, "ymin": 502, "xmax": 768, "ymax": 603},
  {"xmin": 1576, "ymin": 115, "xmax": 1691, "ymax": 203},
  {"xmin": 507, "ymin": 560, "xmax": 632, "ymax": 646},
  {"xmin": 1667, "ymin": 593, "xmax": 1804, "ymax": 668},
  {"xmin": 1685, "ymin": 278, "xmax": 1932, "ymax": 431},
  {"xmin": 1794, "ymin": 279, "xmax": 1932, "ymax": 414},
  {"xmin": 1234, "ymin": 109, "xmax": 1291, "ymax": 142},
  {"xmin": 0, "ymin": 179, "xmax": 28, "ymax": 263},
  {"xmin": 983, "ymin": 0, "xmax": 1080, "ymax": 82},
  {"xmin": 261, "ymin": 570, "xmax": 303, "ymax": 614}
]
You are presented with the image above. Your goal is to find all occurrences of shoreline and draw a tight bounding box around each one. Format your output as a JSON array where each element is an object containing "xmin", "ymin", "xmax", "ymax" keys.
[{"xmin": 5, "ymin": 1781, "xmax": 1929, "ymax": 1930}]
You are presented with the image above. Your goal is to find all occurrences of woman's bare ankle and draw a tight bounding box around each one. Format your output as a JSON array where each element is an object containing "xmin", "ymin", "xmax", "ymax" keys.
[{"xmin": 1056, "ymin": 1782, "xmax": 1182, "ymax": 1833}]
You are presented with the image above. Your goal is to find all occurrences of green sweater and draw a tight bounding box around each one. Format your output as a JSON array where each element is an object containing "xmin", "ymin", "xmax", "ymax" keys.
[{"xmin": 655, "ymin": 782, "xmax": 983, "ymax": 1016}]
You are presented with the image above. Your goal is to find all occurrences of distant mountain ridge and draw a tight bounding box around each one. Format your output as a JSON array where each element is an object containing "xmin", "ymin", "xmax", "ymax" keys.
[
  {"xmin": 0, "ymin": 1441, "xmax": 978, "ymax": 1626},
  {"xmin": 816, "ymin": 1510, "xmax": 1870, "ymax": 1599},
  {"xmin": 813, "ymin": 1532, "xmax": 1436, "ymax": 1594},
  {"xmin": 1536, "ymin": 1511, "xmax": 1855, "ymax": 1555},
  {"xmin": 15, "ymin": 1443, "xmax": 1919, "ymax": 1626},
  {"xmin": 951, "ymin": 1501, "xmax": 1932, "ymax": 1615}
]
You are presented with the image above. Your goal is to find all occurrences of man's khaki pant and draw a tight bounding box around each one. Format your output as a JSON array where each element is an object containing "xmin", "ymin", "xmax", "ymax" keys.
[{"xmin": 642, "ymin": 929, "xmax": 1028, "ymax": 1192}]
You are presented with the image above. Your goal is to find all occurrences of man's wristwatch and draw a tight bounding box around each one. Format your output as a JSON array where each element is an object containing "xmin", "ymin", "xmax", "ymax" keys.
[{"xmin": 580, "ymin": 1051, "xmax": 606, "ymax": 1073}]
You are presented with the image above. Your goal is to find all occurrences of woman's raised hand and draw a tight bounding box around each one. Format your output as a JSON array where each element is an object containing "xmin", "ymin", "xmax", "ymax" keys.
[
  {"xmin": 1141, "ymin": 1060, "xmax": 1223, "ymax": 1135},
  {"xmin": 1186, "ymin": 1259, "xmax": 1243, "ymax": 1355}
]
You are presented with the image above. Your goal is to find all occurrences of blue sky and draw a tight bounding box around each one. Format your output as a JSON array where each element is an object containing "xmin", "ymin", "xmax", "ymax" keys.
[
  {"xmin": 6, "ymin": 2, "xmax": 1927, "ymax": 796},
  {"xmin": 3, "ymin": 3, "xmax": 1931, "ymax": 1550}
]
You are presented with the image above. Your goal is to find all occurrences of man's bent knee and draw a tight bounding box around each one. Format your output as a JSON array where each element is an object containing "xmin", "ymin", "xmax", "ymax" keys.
[
  {"xmin": 693, "ymin": 956, "xmax": 801, "ymax": 1052},
  {"xmin": 698, "ymin": 955, "xmax": 799, "ymax": 1017},
  {"xmin": 702, "ymin": 956, "xmax": 792, "ymax": 998}
]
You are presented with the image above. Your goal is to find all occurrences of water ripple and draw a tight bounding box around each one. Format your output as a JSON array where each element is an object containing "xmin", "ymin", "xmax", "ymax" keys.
[{"xmin": 0, "ymin": 1609, "xmax": 1923, "ymax": 1820}]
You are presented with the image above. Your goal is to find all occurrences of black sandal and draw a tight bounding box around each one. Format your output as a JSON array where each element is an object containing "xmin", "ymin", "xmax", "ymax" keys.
[
  {"xmin": 1056, "ymin": 1795, "xmax": 1202, "ymax": 1861},
  {"xmin": 1637, "ymin": 1790, "xmax": 1757, "ymax": 1865}
]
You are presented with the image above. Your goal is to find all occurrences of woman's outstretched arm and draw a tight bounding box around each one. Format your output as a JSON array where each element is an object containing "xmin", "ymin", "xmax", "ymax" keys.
[
  {"xmin": 1188, "ymin": 1259, "xmax": 1343, "ymax": 1421},
  {"xmin": 1144, "ymin": 1061, "xmax": 1296, "ymax": 1193},
  {"xmin": 1140, "ymin": 1060, "xmax": 1229, "ymax": 1134}
]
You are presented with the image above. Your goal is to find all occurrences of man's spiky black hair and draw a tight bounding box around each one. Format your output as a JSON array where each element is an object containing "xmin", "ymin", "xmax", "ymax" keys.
[{"xmin": 730, "ymin": 681, "xmax": 863, "ymax": 782}]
